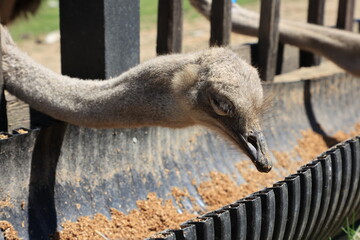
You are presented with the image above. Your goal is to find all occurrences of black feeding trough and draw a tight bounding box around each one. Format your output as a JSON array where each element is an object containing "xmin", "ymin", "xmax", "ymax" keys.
[
  {"xmin": 1, "ymin": 72, "xmax": 359, "ymax": 239},
  {"xmin": 1, "ymin": 0, "xmax": 360, "ymax": 239},
  {"xmin": 146, "ymin": 136, "xmax": 360, "ymax": 240}
]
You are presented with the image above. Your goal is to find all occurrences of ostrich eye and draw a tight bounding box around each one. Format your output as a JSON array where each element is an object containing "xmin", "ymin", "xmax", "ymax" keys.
[{"xmin": 209, "ymin": 95, "xmax": 233, "ymax": 117}]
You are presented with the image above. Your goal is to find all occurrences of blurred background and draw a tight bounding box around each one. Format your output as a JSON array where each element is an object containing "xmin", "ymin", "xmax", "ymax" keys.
[{"xmin": 6, "ymin": 0, "xmax": 360, "ymax": 73}]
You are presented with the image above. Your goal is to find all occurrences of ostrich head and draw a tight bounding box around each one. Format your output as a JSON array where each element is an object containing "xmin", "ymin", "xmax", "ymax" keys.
[
  {"xmin": 1, "ymin": 26, "xmax": 271, "ymax": 172},
  {"xmin": 173, "ymin": 48, "xmax": 271, "ymax": 172}
]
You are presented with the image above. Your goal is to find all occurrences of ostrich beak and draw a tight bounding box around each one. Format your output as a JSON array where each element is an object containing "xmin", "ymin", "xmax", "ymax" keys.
[{"xmin": 239, "ymin": 130, "xmax": 272, "ymax": 173}]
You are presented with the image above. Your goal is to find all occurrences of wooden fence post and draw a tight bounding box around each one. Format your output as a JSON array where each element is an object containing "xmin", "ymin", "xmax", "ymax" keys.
[
  {"xmin": 27, "ymin": 1, "xmax": 140, "ymax": 238},
  {"xmin": 210, "ymin": 0, "xmax": 232, "ymax": 46},
  {"xmin": 60, "ymin": 1, "xmax": 139, "ymax": 79},
  {"xmin": 157, "ymin": 0, "xmax": 183, "ymax": 55},
  {"xmin": 257, "ymin": 0, "xmax": 281, "ymax": 82},
  {"xmin": 336, "ymin": 0, "xmax": 356, "ymax": 31},
  {"xmin": 300, "ymin": 0, "xmax": 325, "ymax": 67}
]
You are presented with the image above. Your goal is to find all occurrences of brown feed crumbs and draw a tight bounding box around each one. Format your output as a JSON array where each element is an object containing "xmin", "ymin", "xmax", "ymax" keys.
[
  {"xmin": 16, "ymin": 129, "xmax": 28, "ymax": 134},
  {"xmin": 0, "ymin": 197, "xmax": 13, "ymax": 209},
  {"xmin": 55, "ymin": 192, "xmax": 196, "ymax": 240},
  {"xmin": 0, "ymin": 221, "xmax": 20, "ymax": 240},
  {"xmin": 0, "ymin": 134, "xmax": 9, "ymax": 140}
]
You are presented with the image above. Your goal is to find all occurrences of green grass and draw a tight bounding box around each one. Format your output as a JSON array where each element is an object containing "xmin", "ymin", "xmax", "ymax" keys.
[
  {"xmin": 342, "ymin": 217, "xmax": 360, "ymax": 240},
  {"xmin": 140, "ymin": 0, "xmax": 258, "ymax": 29},
  {"xmin": 140, "ymin": 0, "xmax": 205, "ymax": 30},
  {"xmin": 8, "ymin": 0, "xmax": 258, "ymax": 41},
  {"xmin": 8, "ymin": 0, "xmax": 59, "ymax": 41}
]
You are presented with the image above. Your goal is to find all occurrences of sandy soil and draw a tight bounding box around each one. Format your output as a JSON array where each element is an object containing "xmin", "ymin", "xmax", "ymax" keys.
[{"xmin": 14, "ymin": 0, "xmax": 360, "ymax": 74}]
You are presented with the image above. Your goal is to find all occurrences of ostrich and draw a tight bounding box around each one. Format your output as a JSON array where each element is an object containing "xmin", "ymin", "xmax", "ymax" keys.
[
  {"xmin": 190, "ymin": 0, "xmax": 360, "ymax": 77},
  {"xmin": 1, "ymin": 26, "xmax": 272, "ymax": 172}
]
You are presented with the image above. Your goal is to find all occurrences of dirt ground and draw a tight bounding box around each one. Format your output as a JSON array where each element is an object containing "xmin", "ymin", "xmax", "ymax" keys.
[{"xmin": 14, "ymin": 0, "xmax": 360, "ymax": 74}]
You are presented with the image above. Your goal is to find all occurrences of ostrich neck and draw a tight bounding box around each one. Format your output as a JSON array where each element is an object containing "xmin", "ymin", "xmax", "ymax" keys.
[{"xmin": 3, "ymin": 47, "xmax": 196, "ymax": 128}]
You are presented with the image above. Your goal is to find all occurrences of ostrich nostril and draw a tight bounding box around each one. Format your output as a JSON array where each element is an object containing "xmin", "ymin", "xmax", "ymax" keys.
[{"xmin": 246, "ymin": 133, "xmax": 258, "ymax": 149}]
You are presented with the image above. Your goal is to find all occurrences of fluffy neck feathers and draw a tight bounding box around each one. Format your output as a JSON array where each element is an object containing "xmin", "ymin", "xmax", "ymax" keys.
[{"xmin": 3, "ymin": 45, "xmax": 199, "ymax": 128}]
